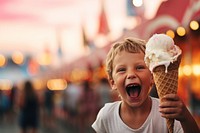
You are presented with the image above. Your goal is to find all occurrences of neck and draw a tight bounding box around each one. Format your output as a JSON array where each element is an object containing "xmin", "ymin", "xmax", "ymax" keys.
[
  {"xmin": 119, "ymin": 97, "xmax": 152, "ymax": 129},
  {"xmin": 122, "ymin": 96, "xmax": 152, "ymax": 115}
]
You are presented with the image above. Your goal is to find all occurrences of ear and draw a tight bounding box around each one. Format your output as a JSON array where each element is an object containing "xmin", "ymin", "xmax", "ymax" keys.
[{"xmin": 108, "ymin": 78, "xmax": 117, "ymax": 90}]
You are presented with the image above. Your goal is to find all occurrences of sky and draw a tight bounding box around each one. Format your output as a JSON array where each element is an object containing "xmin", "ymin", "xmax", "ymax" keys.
[{"xmin": 0, "ymin": 0, "xmax": 163, "ymax": 65}]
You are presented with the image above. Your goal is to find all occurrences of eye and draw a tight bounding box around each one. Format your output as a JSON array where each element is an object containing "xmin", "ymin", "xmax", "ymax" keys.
[
  {"xmin": 136, "ymin": 65, "xmax": 145, "ymax": 70},
  {"xmin": 117, "ymin": 67, "xmax": 126, "ymax": 73}
]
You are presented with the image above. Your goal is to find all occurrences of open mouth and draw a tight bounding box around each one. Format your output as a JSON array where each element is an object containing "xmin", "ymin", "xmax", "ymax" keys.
[{"xmin": 126, "ymin": 84, "xmax": 141, "ymax": 98}]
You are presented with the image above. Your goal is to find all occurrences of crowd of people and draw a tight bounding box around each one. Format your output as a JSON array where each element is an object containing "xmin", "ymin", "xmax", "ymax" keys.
[{"xmin": 0, "ymin": 77, "xmax": 116, "ymax": 133}]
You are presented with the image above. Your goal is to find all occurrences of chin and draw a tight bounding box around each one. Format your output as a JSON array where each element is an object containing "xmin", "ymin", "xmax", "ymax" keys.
[
  {"xmin": 127, "ymin": 95, "xmax": 150, "ymax": 107},
  {"xmin": 127, "ymin": 97, "xmax": 143, "ymax": 107}
]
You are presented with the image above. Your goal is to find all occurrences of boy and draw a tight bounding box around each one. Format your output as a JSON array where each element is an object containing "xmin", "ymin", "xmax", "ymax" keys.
[{"xmin": 92, "ymin": 37, "xmax": 200, "ymax": 133}]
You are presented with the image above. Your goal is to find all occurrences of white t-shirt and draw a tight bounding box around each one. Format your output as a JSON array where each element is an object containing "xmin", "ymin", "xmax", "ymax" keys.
[{"xmin": 92, "ymin": 97, "xmax": 183, "ymax": 133}]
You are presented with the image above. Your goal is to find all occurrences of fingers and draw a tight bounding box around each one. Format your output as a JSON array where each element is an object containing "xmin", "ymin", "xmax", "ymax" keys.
[
  {"xmin": 159, "ymin": 106, "xmax": 182, "ymax": 119},
  {"xmin": 159, "ymin": 94, "xmax": 182, "ymax": 109},
  {"xmin": 159, "ymin": 101, "xmax": 182, "ymax": 114},
  {"xmin": 159, "ymin": 94, "xmax": 185, "ymax": 120},
  {"xmin": 160, "ymin": 94, "xmax": 179, "ymax": 102},
  {"xmin": 159, "ymin": 112, "xmax": 179, "ymax": 119}
]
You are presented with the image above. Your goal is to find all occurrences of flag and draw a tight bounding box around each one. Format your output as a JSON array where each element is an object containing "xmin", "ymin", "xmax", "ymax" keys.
[
  {"xmin": 126, "ymin": 0, "xmax": 137, "ymax": 16},
  {"xmin": 82, "ymin": 25, "xmax": 96, "ymax": 50},
  {"xmin": 27, "ymin": 57, "xmax": 40, "ymax": 75},
  {"xmin": 88, "ymin": 40, "xmax": 96, "ymax": 50},
  {"xmin": 37, "ymin": 44, "xmax": 52, "ymax": 66},
  {"xmin": 82, "ymin": 25, "xmax": 89, "ymax": 48},
  {"xmin": 56, "ymin": 27, "xmax": 63, "ymax": 58},
  {"xmin": 57, "ymin": 43, "xmax": 62, "ymax": 58},
  {"xmin": 98, "ymin": 0, "xmax": 109, "ymax": 35}
]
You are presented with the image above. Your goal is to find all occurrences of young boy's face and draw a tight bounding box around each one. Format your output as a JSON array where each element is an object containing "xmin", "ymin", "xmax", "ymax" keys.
[{"xmin": 110, "ymin": 50, "xmax": 154, "ymax": 107}]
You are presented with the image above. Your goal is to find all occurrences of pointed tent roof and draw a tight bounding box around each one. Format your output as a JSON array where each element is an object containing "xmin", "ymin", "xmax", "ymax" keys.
[
  {"xmin": 142, "ymin": 0, "xmax": 190, "ymax": 39},
  {"xmin": 98, "ymin": 0, "xmax": 110, "ymax": 35}
]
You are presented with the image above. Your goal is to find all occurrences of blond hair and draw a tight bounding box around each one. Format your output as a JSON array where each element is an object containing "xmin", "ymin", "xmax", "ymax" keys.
[{"xmin": 106, "ymin": 37, "xmax": 146, "ymax": 80}]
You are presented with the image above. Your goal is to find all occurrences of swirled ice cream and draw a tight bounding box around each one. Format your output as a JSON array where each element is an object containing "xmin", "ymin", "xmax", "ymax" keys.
[{"xmin": 144, "ymin": 34, "xmax": 182, "ymax": 73}]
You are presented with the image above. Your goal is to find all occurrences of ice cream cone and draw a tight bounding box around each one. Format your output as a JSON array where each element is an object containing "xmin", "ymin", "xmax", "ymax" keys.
[{"xmin": 153, "ymin": 55, "xmax": 181, "ymax": 133}]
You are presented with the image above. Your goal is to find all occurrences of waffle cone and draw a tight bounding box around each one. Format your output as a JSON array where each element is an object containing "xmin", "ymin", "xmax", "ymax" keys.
[{"xmin": 153, "ymin": 55, "xmax": 181, "ymax": 133}]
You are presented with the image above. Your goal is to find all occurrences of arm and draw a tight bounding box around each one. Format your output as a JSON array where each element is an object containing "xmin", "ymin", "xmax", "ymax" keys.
[{"xmin": 159, "ymin": 94, "xmax": 200, "ymax": 133}]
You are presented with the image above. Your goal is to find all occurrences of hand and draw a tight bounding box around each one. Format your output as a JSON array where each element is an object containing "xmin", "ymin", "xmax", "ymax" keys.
[
  {"xmin": 159, "ymin": 94, "xmax": 187, "ymax": 121},
  {"xmin": 159, "ymin": 94, "xmax": 200, "ymax": 133}
]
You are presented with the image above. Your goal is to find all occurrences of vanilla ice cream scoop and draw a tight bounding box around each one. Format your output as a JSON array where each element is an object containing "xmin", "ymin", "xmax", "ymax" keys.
[{"xmin": 144, "ymin": 34, "xmax": 182, "ymax": 73}]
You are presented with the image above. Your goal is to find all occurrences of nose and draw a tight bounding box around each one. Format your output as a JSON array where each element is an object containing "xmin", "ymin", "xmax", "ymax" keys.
[{"xmin": 127, "ymin": 71, "xmax": 137, "ymax": 79}]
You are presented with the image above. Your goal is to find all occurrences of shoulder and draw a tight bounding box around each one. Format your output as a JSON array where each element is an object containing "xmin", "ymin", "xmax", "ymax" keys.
[
  {"xmin": 105, "ymin": 101, "xmax": 120, "ymax": 109},
  {"xmin": 100, "ymin": 101, "xmax": 120, "ymax": 113},
  {"xmin": 92, "ymin": 101, "xmax": 121, "ymax": 132},
  {"xmin": 151, "ymin": 97, "xmax": 160, "ymax": 107},
  {"xmin": 149, "ymin": 97, "xmax": 162, "ymax": 118},
  {"xmin": 151, "ymin": 96, "xmax": 159, "ymax": 102},
  {"xmin": 97, "ymin": 101, "xmax": 120, "ymax": 119}
]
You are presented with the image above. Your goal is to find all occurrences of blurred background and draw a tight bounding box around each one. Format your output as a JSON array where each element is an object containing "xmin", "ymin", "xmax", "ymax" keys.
[{"xmin": 0, "ymin": 0, "xmax": 200, "ymax": 133}]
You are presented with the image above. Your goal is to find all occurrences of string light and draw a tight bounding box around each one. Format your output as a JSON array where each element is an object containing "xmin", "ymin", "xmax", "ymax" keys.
[
  {"xmin": 190, "ymin": 20, "xmax": 199, "ymax": 30},
  {"xmin": 182, "ymin": 65, "xmax": 192, "ymax": 76},
  {"xmin": 132, "ymin": 0, "xmax": 143, "ymax": 7},
  {"xmin": 176, "ymin": 26, "xmax": 186, "ymax": 36},
  {"xmin": 166, "ymin": 30, "xmax": 175, "ymax": 38},
  {"xmin": 47, "ymin": 78, "xmax": 67, "ymax": 91},
  {"xmin": 0, "ymin": 54, "xmax": 6, "ymax": 67},
  {"xmin": 192, "ymin": 64, "xmax": 200, "ymax": 76},
  {"xmin": 12, "ymin": 51, "xmax": 24, "ymax": 65}
]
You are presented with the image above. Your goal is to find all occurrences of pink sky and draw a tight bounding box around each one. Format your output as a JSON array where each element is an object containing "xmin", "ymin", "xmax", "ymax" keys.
[{"xmin": 0, "ymin": 0, "xmax": 162, "ymax": 65}]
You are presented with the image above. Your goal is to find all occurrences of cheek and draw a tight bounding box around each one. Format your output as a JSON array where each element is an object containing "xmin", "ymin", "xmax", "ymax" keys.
[
  {"xmin": 112, "ymin": 75, "xmax": 124, "ymax": 89},
  {"xmin": 142, "ymin": 73, "xmax": 153, "ymax": 86}
]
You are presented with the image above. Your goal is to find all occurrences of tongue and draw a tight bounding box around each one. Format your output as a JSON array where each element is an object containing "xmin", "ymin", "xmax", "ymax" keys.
[{"xmin": 129, "ymin": 89, "xmax": 139, "ymax": 98}]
